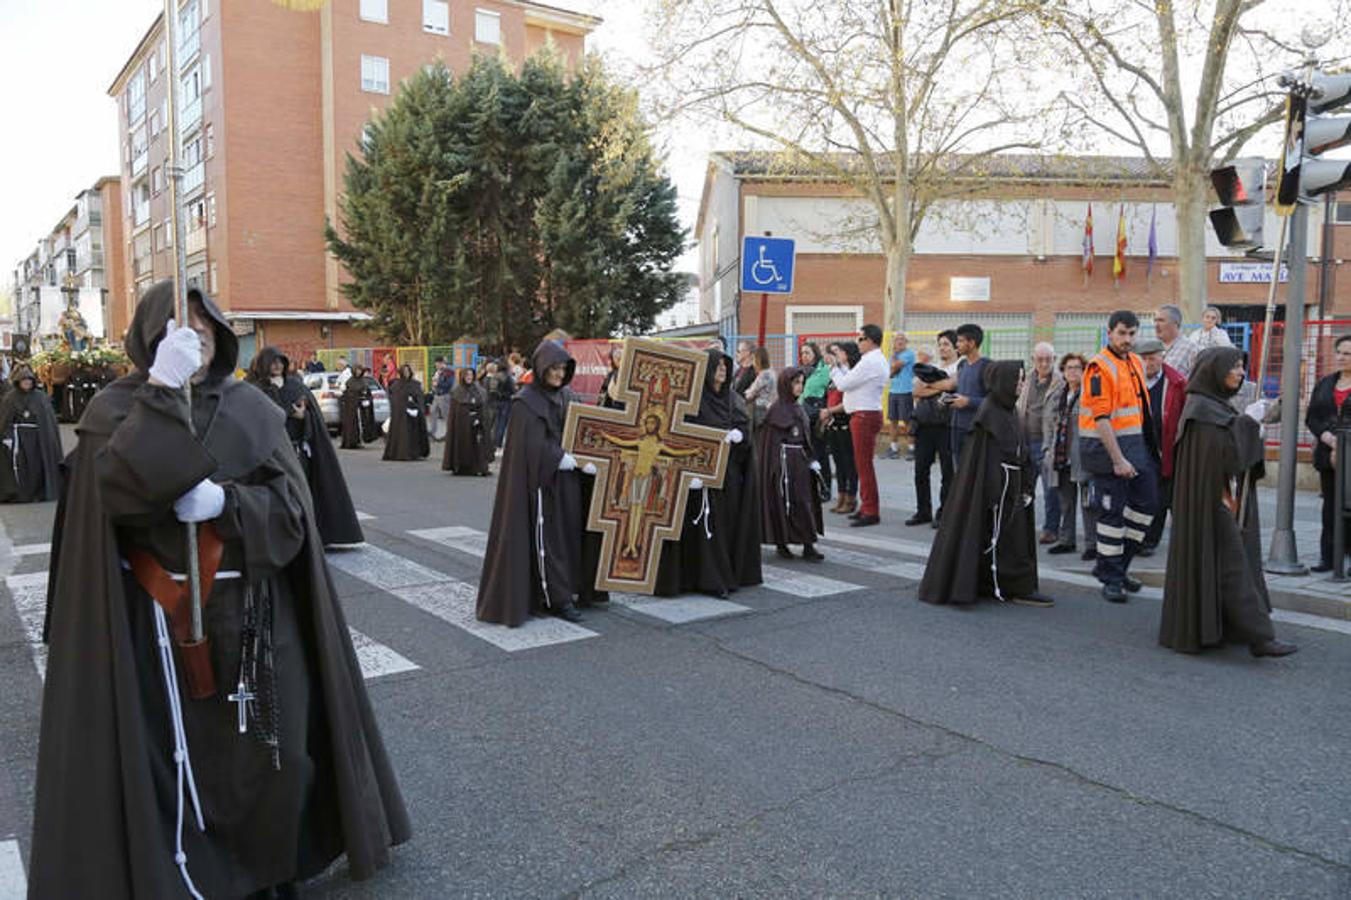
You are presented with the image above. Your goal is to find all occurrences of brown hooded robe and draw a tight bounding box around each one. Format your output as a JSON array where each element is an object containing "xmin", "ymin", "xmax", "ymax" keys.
[
  {"xmin": 0, "ymin": 367, "xmax": 63, "ymax": 503},
  {"xmin": 383, "ymin": 365, "xmax": 431, "ymax": 461},
  {"xmin": 29, "ymin": 282, "xmax": 409, "ymax": 898},
  {"xmin": 1159, "ymin": 346, "xmax": 1277, "ymax": 652},
  {"xmin": 759, "ymin": 366, "xmax": 824, "ymax": 547}
]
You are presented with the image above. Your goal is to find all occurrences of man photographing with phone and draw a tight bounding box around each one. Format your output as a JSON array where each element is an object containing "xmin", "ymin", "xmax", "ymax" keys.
[{"xmin": 928, "ymin": 323, "xmax": 989, "ymax": 465}]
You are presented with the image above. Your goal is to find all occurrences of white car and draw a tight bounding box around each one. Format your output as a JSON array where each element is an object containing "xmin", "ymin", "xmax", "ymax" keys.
[{"xmin": 303, "ymin": 372, "xmax": 390, "ymax": 433}]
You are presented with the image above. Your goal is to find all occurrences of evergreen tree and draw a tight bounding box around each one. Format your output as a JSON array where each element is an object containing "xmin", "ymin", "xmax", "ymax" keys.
[{"xmin": 327, "ymin": 52, "xmax": 686, "ymax": 350}]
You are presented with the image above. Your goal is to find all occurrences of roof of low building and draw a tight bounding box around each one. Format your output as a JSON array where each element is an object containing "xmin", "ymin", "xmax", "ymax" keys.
[{"xmin": 709, "ymin": 150, "xmax": 1178, "ymax": 185}]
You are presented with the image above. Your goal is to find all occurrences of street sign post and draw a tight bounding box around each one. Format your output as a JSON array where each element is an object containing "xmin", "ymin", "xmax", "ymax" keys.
[{"xmin": 741, "ymin": 235, "xmax": 796, "ymax": 346}]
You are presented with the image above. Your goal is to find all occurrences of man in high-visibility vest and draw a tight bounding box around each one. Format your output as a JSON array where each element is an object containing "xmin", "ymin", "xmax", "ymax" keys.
[{"xmin": 1079, "ymin": 310, "xmax": 1161, "ymax": 603}]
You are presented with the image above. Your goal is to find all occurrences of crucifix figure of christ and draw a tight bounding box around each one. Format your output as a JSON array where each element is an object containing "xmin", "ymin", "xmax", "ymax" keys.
[{"xmin": 563, "ymin": 338, "xmax": 730, "ymax": 594}]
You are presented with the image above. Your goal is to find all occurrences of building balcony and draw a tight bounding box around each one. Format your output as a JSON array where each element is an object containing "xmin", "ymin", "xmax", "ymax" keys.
[
  {"xmin": 72, "ymin": 210, "xmax": 102, "ymax": 237},
  {"xmin": 76, "ymin": 251, "xmax": 105, "ymax": 273},
  {"xmin": 132, "ymin": 148, "xmax": 149, "ymax": 177},
  {"xmin": 180, "ymin": 95, "xmax": 201, "ymax": 135},
  {"xmin": 179, "ymin": 28, "xmax": 200, "ymax": 68},
  {"xmin": 184, "ymin": 228, "xmax": 207, "ymax": 257},
  {"xmin": 134, "ymin": 200, "xmax": 151, "ymax": 229},
  {"xmin": 134, "ymin": 255, "xmax": 154, "ymax": 278},
  {"xmin": 182, "ymin": 161, "xmax": 205, "ymax": 196}
]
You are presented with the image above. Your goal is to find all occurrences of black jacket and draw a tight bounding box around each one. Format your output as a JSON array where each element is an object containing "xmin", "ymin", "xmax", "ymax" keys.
[{"xmin": 1305, "ymin": 372, "xmax": 1350, "ymax": 472}]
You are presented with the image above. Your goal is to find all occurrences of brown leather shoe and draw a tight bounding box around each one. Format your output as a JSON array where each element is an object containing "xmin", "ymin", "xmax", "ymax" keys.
[
  {"xmin": 1038, "ymin": 530, "xmax": 1057, "ymax": 544},
  {"xmin": 1249, "ymin": 639, "xmax": 1298, "ymax": 658},
  {"xmin": 829, "ymin": 493, "xmax": 846, "ymax": 513},
  {"xmin": 841, "ymin": 494, "xmax": 858, "ymax": 514}
]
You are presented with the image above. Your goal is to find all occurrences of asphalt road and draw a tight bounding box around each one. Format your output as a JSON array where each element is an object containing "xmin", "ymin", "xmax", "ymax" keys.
[{"xmin": 1, "ymin": 433, "xmax": 1348, "ymax": 898}]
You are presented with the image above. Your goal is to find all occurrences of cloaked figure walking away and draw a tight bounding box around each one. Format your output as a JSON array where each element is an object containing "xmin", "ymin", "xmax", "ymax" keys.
[
  {"xmin": 29, "ymin": 282, "xmax": 409, "ymax": 899},
  {"xmin": 759, "ymin": 367, "xmax": 824, "ymax": 560},
  {"xmin": 476, "ymin": 341, "xmax": 586, "ymax": 625},
  {"xmin": 1159, "ymin": 347, "xmax": 1297, "ymax": 658},
  {"xmin": 383, "ymin": 364, "xmax": 430, "ymax": 461},
  {"xmin": 246, "ymin": 347, "xmax": 363, "ymax": 547},
  {"xmin": 919, "ymin": 361, "xmax": 1053, "ymax": 608},
  {"xmin": 0, "ymin": 366, "xmax": 62, "ymax": 503}
]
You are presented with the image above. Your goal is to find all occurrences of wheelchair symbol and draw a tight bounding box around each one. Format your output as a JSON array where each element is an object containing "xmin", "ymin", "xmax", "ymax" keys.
[{"xmin": 749, "ymin": 245, "xmax": 781, "ymax": 287}]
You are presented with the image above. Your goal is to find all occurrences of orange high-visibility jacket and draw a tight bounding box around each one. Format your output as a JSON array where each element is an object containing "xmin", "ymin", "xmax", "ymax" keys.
[{"xmin": 1078, "ymin": 348, "xmax": 1151, "ymax": 441}]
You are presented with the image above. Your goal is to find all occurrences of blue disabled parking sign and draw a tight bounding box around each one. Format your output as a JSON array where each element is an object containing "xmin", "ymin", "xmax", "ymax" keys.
[{"xmin": 741, "ymin": 236, "xmax": 796, "ymax": 294}]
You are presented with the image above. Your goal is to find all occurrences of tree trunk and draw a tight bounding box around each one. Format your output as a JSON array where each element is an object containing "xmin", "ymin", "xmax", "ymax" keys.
[
  {"xmin": 883, "ymin": 239, "xmax": 910, "ymax": 332},
  {"xmin": 1172, "ymin": 166, "xmax": 1210, "ymax": 322}
]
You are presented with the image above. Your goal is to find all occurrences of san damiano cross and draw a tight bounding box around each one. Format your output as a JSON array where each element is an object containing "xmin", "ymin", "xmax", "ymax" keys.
[{"xmin": 563, "ymin": 338, "xmax": 730, "ymax": 595}]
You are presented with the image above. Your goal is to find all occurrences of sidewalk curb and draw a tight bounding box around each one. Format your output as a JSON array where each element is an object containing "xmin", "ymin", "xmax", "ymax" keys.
[{"xmin": 1095, "ymin": 566, "xmax": 1351, "ymax": 621}]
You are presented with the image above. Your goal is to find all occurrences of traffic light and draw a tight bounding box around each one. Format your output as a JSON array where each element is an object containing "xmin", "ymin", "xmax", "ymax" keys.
[
  {"xmin": 1276, "ymin": 70, "xmax": 1351, "ymax": 207},
  {"xmin": 1209, "ymin": 158, "xmax": 1267, "ymax": 249}
]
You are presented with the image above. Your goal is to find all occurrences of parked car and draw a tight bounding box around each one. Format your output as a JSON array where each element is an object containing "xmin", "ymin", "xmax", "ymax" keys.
[{"xmin": 304, "ymin": 372, "xmax": 390, "ymax": 434}]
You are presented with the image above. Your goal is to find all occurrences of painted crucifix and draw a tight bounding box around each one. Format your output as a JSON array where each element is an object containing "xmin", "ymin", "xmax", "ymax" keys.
[{"xmin": 563, "ymin": 338, "xmax": 729, "ymax": 594}]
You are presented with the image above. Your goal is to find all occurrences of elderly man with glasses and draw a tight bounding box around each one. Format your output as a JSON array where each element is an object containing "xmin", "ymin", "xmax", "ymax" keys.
[
  {"xmin": 1153, "ymin": 304, "xmax": 1198, "ymax": 377},
  {"xmin": 1020, "ymin": 341, "xmax": 1063, "ymax": 544}
]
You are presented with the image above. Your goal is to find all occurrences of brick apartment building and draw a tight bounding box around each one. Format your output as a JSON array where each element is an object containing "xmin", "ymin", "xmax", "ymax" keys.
[
  {"xmin": 696, "ymin": 151, "xmax": 1351, "ymax": 356},
  {"xmin": 108, "ymin": 0, "xmax": 597, "ymax": 363},
  {"xmin": 11, "ymin": 177, "xmax": 127, "ymax": 349}
]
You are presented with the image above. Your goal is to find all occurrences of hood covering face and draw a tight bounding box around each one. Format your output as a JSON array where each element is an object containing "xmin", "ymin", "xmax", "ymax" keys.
[
  {"xmin": 11, "ymin": 366, "xmax": 37, "ymax": 390},
  {"xmin": 247, "ymin": 346, "xmax": 291, "ymax": 384},
  {"xmin": 530, "ymin": 340, "xmax": 575, "ymax": 391},
  {"xmin": 126, "ymin": 280, "xmax": 238, "ymax": 382},
  {"xmin": 691, "ymin": 349, "xmax": 734, "ymax": 429},
  {"xmin": 766, "ymin": 366, "xmax": 808, "ymax": 430},
  {"xmin": 1187, "ymin": 346, "xmax": 1244, "ymax": 403},
  {"xmin": 983, "ymin": 360, "xmax": 1023, "ymax": 410}
]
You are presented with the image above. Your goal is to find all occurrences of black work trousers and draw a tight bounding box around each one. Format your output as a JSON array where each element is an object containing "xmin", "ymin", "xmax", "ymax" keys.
[{"xmin": 913, "ymin": 423, "xmax": 952, "ymax": 517}]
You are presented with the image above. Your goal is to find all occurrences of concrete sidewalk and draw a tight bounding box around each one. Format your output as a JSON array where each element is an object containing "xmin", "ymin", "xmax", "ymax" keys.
[{"xmin": 867, "ymin": 452, "xmax": 1351, "ymax": 620}]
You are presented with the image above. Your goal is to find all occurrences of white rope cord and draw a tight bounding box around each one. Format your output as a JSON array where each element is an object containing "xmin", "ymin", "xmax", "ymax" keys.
[
  {"xmin": 691, "ymin": 486, "xmax": 714, "ymax": 539},
  {"xmin": 985, "ymin": 463, "xmax": 1018, "ymax": 603},
  {"xmin": 152, "ymin": 603, "xmax": 206, "ymax": 900},
  {"xmin": 535, "ymin": 487, "xmax": 548, "ymax": 600},
  {"xmin": 780, "ymin": 445, "xmax": 792, "ymax": 521}
]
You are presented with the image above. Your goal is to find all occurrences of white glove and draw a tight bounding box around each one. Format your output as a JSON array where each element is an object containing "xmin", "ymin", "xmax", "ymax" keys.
[
  {"xmin": 148, "ymin": 319, "xmax": 201, "ymax": 388},
  {"xmin": 558, "ymin": 453, "xmax": 578, "ymax": 472},
  {"xmin": 810, "ymin": 461, "xmax": 822, "ymax": 473},
  {"xmin": 724, "ymin": 428, "xmax": 743, "ymax": 444},
  {"xmin": 689, "ymin": 477, "xmax": 704, "ymax": 491},
  {"xmin": 173, "ymin": 479, "xmax": 225, "ymax": 523},
  {"xmin": 406, "ymin": 408, "xmax": 419, "ymax": 418},
  {"xmin": 582, "ymin": 462, "xmax": 597, "ymax": 475},
  {"xmin": 1244, "ymin": 400, "xmax": 1267, "ymax": 423}
]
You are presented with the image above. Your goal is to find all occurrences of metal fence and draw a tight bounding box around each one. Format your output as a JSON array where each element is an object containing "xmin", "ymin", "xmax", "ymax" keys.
[{"xmin": 311, "ymin": 344, "xmax": 479, "ymax": 384}]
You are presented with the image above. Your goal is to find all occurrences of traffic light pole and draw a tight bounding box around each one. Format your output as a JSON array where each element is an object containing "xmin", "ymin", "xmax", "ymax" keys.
[{"xmin": 1266, "ymin": 201, "xmax": 1310, "ymax": 575}]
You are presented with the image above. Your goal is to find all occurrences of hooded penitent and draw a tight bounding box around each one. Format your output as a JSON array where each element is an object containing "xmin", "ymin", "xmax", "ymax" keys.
[
  {"xmin": 760, "ymin": 366, "xmax": 823, "ymax": 546},
  {"xmin": 1159, "ymin": 346, "xmax": 1276, "ymax": 652},
  {"xmin": 246, "ymin": 345, "xmax": 364, "ymax": 546},
  {"xmin": 443, "ymin": 367, "xmax": 491, "ymax": 476},
  {"xmin": 383, "ymin": 364, "xmax": 430, "ymax": 461},
  {"xmin": 919, "ymin": 360, "xmax": 1039, "ymax": 605},
  {"xmin": 0, "ymin": 365, "xmax": 63, "ymax": 503},
  {"xmin": 476, "ymin": 341, "xmax": 582, "ymax": 625},
  {"xmin": 340, "ymin": 364, "xmax": 376, "ymax": 448},
  {"xmin": 29, "ymin": 281, "xmax": 409, "ymax": 898}
]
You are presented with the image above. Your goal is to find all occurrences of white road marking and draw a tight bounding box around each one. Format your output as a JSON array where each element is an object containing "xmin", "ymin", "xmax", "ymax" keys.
[
  {"xmin": 326, "ymin": 544, "xmax": 596, "ymax": 652},
  {"xmin": 610, "ymin": 593, "xmax": 750, "ymax": 623},
  {"xmin": 356, "ymin": 511, "xmax": 376, "ymax": 521},
  {"xmin": 6, "ymin": 572, "xmax": 48, "ymax": 678},
  {"xmin": 408, "ymin": 526, "xmax": 487, "ymax": 559},
  {"xmin": 760, "ymin": 564, "xmax": 863, "ymax": 597},
  {"xmin": 1271, "ymin": 609, "xmax": 1351, "ymax": 636},
  {"xmin": 412, "ymin": 526, "xmax": 754, "ymax": 624},
  {"xmin": 0, "ymin": 839, "xmax": 26, "ymax": 898},
  {"xmin": 348, "ymin": 628, "xmax": 420, "ymax": 678},
  {"xmin": 12, "ymin": 543, "xmax": 49, "ymax": 557}
]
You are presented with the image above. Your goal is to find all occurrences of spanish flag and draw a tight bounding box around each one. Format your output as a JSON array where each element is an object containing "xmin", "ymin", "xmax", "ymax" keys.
[{"xmin": 1113, "ymin": 205, "xmax": 1127, "ymax": 283}]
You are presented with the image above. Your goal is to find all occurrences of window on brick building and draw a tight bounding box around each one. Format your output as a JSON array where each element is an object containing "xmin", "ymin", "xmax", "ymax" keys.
[
  {"xmin": 424, "ymin": 0, "xmax": 449, "ymax": 34},
  {"xmin": 360, "ymin": 0, "xmax": 387, "ymax": 23},
  {"xmin": 361, "ymin": 54, "xmax": 390, "ymax": 94},
  {"xmin": 1336, "ymin": 201, "xmax": 1351, "ymax": 224},
  {"xmin": 205, "ymin": 123, "xmax": 214, "ymax": 157},
  {"xmin": 475, "ymin": 9, "xmax": 501, "ymax": 44},
  {"xmin": 152, "ymin": 166, "xmax": 163, "ymax": 195}
]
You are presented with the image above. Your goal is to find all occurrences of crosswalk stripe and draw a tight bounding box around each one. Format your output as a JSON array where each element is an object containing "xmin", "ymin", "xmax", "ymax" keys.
[
  {"xmin": 348, "ymin": 628, "xmax": 420, "ymax": 678},
  {"xmin": 760, "ymin": 564, "xmax": 862, "ymax": 597},
  {"xmin": 408, "ymin": 526, "xmax": 486, "ymax": 559},
  {"xmin": 12, "ymin": 543, "xmax": 49, "ymax": 557},
  {"xmin": 356, "ymin": 511, "xmax": 376, "ymax": 521},
  {"xmin": 6, "ymin": 572, "xmax": 48, "ymax": 678},
  {"xmin": 0, "ymin": 839, "xmax": 26, "ymax": 898},
  {"xmin": 610, "ymin": 593, "xmax": 750, "ymax": 623},
  {"xmin": 326, "ymin": 544, "xmax": 597, "ymax": 652},
  {"xmin": 1271, "ymin": 609, "xmax": 1351, "ymax": 636}
]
